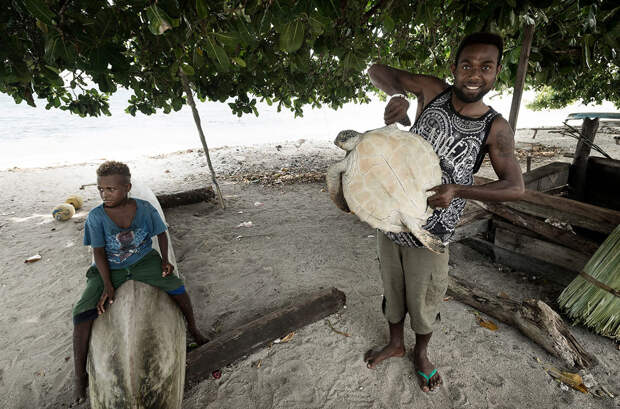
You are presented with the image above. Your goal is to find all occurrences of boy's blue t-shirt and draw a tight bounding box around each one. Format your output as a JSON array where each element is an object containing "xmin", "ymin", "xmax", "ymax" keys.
[{"xmin": 83, "ymin": 198, "xmax": 167, "ymax": 269}]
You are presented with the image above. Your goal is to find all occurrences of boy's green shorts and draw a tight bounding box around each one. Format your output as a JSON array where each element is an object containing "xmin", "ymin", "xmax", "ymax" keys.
[{"xmin": 72, "ymin": 249, "xmax": 184, "ymax": 324}]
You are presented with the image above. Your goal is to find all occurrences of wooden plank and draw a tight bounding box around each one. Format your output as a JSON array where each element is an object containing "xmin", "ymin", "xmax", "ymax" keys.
[
  {"xmin": 509, "ymin": 23, "xmax": 536, "ymax": 131},
  {"xmin": 447, "ymin": 275, "xmax": 594, "ymax": 368},
  {"xmin": 475, "ymin": 175, "xmax": 620, "ymax": 234},
  {"xmin": 494, "ymin": 226, "xmax": 589, "ymax": 272},
  {"xmin": 459, "ymin": 237, "xmax": 495, "ymax": 259},
  {"xmin": 584, "ymin": 157, "xmax": 620, "ymax": 211},
  {"xmin": 452, "ymin": 216, "xmax": 491, "ymax": 242},
  {"xmin": 474, "ymin": 201, "xmax": 599, "ymax": 255},
  {"xmin": 185, "ymin": 288, "xmax": 346, "ymax": 387},
  {"xmin": 503, "ymin": 200, "xmax": 613, "ymax": 234},
  {"xmin": 522, "ymin": 161, "xmax": 569, "ymax": 192},
  {"xmin": 459, "ymin": 235, "xmax": 577, "ymax": 287},
  {"xmin": 493, "ymin": 245, "xmax": 577, "ymax": 287},
  {"xmin": 569, "ymin": 117, "xmax": 599, "ymax": 201},
  {"xmin": 457, "ymin": 205, "xmax": 490, "ymax": 226}
]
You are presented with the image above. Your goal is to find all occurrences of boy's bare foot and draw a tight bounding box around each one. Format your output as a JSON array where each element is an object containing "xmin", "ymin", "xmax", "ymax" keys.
[
  {"xmin": 364, "ymin": 343, "xmax": 405, "ymax": 369},
  {"xmin": 414, "ymin": 348, "xmax": 441, "ymax": 392},
  {"xmin": 71, "ymin": 374, "xmax": 88, "ymax": 407},
  {"xmin": 189, "ymin": 326, "xmax": 209, "ymax": 346}
]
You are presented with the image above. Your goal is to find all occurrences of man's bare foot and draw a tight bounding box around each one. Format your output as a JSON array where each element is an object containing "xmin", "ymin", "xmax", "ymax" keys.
[
  {"xmin": 70, "ymin": 374, "xmax": 88, "ymax": 407},
  {"xmin": 413, "ymin": 348, "xmax": 441, "ymax": 392},
  {"xmin": 364, "ymin": 343, "xmax": 405, "ymax": 369}
]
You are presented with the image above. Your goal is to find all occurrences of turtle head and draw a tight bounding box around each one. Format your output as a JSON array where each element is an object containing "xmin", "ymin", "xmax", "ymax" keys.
[{"xmin": 334, "ymin": 130, "xmax": 362, "ymax": 151}]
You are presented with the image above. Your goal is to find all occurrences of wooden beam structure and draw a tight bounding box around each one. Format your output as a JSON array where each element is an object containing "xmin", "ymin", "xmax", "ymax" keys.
[
  {"xmin": 493, "ymin": 220, "xmax": 590, "ymax": 272},
  {"xmin": 474, "ymin": 201, "xmax": 599, "ymax": 255},
  {"xmin": 508, "ymin": 23, "xmax": 536, "ymax": 131},
  {"xmin": 475, "ymin": 175, "xmax": 620, "ymax": 234}
]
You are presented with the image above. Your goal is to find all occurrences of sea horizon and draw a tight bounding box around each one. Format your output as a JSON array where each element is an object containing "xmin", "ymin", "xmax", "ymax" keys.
[{"xmin": 1, "ymin": 88, "xmax": 616, "ymax": 170}]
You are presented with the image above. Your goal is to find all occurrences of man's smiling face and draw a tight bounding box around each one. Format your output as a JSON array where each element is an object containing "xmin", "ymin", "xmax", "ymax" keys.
[{"xmin": 451, "ymin": 43, "xmax": 501, "ymax": 103}]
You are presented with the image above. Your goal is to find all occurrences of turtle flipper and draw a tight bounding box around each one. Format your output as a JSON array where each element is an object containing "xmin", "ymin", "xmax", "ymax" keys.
[
  {"xmin": 398, "ymin": 212, "xmax": 445, "ymax": 254},
  {"xmin": 326, "ymin": 161, "xmax": 350, "ymax": 212},
  {"xmin": 413, "ymin": 230, "xmax": 445, "ymax": 254}
]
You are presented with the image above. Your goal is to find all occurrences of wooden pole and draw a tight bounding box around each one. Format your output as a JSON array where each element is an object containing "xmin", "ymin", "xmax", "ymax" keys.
[
  {"xmin": 179, "ymin": 70, "xmax": 225, "ymax": 209},
  {"xmin": 508, "ymin": 23, "xmax": 535, "ymax": 132},
  {"xmin": 569, "ymin": 117, "xmax": 599, "ymax": 201}
]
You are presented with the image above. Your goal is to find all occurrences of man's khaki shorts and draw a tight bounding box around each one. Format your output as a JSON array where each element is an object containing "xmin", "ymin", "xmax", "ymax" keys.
[{"xmin": 377, "ymin": 230, "xmax": 449, "ymax": 334}]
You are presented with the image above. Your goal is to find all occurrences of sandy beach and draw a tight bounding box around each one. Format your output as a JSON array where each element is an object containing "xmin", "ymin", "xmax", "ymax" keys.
[{"xmin": 0, "ymin": 127, "xmax": 619, "ymax": 409}]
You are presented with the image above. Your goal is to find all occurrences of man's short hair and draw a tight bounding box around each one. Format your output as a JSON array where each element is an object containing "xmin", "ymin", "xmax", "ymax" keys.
[
  {"xmin": 454, "ymin": 32, "xmax": 503, "ymax": 65},
  {"xmin": 97, "ymin": 161, "xmax": 131, "ymax": 181}
]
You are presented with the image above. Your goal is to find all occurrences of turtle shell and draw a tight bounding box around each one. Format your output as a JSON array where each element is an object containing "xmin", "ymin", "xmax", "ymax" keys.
[{"xmin": 341, "ymin": 125, "xmax": 442, "ymax": 233}]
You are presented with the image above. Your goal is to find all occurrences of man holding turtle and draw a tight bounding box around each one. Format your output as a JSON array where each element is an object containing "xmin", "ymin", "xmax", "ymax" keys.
[{"xmin": 364, "ymin": 32, "xmax": 524, "ymax": 392}]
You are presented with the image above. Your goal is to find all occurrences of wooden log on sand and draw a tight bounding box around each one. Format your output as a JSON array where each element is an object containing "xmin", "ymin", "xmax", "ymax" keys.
[
  {"xmin": 87, "ymin": 180, "xmax": 187, "ymax": 409},
  {"xmin": 156, "ymin": 187, "xmax": 215, "ymax": 209},
  {"xmin": 186, "ymin": 287, "xmax": 346, "ymax": 386},
  {"xmin": 447, "ymin": 276, "xmax": 595, "ymax": 369}
]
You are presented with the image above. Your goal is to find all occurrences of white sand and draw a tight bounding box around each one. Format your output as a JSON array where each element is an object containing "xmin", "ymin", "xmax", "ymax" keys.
[{"xmin": 0, "ymin": 128, "xmax": 618, "ymax": 409}]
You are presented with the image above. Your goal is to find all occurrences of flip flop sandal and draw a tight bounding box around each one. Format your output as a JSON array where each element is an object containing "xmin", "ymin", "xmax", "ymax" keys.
[{"xmin": 417, "ymin": 368, "xmax": 440, "ymax": 391}]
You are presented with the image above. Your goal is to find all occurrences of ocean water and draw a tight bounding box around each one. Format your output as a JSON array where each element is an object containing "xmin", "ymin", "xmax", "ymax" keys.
[{"xmin": 0, "ymin": 88, "xmax": 615, "ymax": 170}]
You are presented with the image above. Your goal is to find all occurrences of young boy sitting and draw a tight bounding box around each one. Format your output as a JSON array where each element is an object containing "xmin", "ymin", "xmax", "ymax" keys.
[{"xmin": 71, "ymin": 161, "xmax": 208, "ymax": 404}]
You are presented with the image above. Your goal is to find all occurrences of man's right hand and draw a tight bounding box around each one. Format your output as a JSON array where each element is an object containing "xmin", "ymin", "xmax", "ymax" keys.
[
  {"xmin": 97, "ymin": 285, "xmax": 115, "ymax": 315},
  {"xmin": 384, "ymin": 96, "xmax": 411, "ymax": 125}
]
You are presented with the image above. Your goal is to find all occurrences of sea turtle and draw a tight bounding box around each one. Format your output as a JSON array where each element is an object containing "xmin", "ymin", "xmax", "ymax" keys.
[{"xmin": 326, "ymin": 124, "xmax": 444, "ymax": 253}]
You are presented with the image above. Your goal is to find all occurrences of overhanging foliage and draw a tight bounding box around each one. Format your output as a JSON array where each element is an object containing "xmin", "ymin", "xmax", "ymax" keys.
[{"xmin": 1, "ymin": 0, "xmax": 618, "ymax": 118}]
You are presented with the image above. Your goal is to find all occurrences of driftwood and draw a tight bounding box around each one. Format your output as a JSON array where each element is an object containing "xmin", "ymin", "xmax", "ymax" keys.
[
  {"xmin": 447, "ymin": 276, "xmax": 595, "ymax": 369},
  {"xmin": 155, "ymin": 187, "xmax": 215, "ymax": 209},
  {"xmin": 186, "ymin": 287, "xmax": 346, "ymax": 387}
]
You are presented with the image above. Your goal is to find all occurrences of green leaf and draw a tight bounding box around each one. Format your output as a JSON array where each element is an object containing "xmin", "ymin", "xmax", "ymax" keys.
[
  {"xmin": 214, "ymin": 32, "xmax": 240, "ymax": 48},
  {"xmin": 236, "ymin": 19, "xmax": 257, "ymax": 47},
  {"xmin": 308, "ymin": 14, "xmax": 324, "ymax": 35},
  {"xmin": 280, "ymin": 20, "xmax": 305, "ymax": 53},
  {"xmin": 232, "ymin": 57, "xmax": 246, "ymax": 67},
  {"xmin": 204, "ymin": 36, "xmax": 230, "ymax": 72},
  {"xmin": 506, "ymin": 0, "xmax": 516, "ymax": 8},
  {"xmin": 21, "ymin": 0, "xmax": 56, "ymax": 26},
  {"xmin": 196, "ymin": 0, "xmax": 208, "ymax": 19},
  {"xmin": 146, "ymin": 5, "xmax": 172, "ymax": 35},
  {"xmin": 181, "ymin": 63, "xmax": 195, "ymax": 76},
  {"xmin": 383, "ymin": 15, "xmax": 395, "ymax": 33},
  {"xmin": 193, "ymin": 48, "xmax": 206, "ymax": 67}
]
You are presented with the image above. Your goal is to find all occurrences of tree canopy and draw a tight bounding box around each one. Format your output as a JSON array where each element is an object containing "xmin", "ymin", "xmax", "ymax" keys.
[{"xmin": 1, "ymin": 0, "xmax": 618, "ymax": 118}]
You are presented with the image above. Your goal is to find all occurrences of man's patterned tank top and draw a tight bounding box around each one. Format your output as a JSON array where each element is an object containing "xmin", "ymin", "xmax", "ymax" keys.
[{"xmin": 385, "ymin": 86, "xmax": 500, "ymax": 247}]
